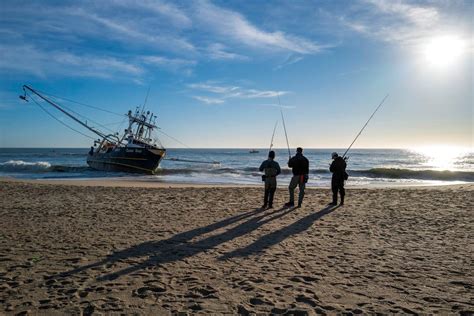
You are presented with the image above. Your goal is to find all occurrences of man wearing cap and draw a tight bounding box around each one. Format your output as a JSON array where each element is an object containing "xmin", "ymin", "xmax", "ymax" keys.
[
  {"xmin": 330, "ymin": 152, "xmax": 347, "ymax": 205},
  {"xmin": 259, "ymin": 150, "xmax": 281, "ymax": 209},
  {"xmin": 285, "ymin": 147, "xmax": 309, "ymax": 208}
]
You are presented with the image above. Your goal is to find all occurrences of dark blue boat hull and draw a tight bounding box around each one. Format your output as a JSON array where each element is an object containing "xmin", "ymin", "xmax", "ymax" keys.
[{"xmin": 87, "ymin": 147, "xmax": 165, "ymax": 174}]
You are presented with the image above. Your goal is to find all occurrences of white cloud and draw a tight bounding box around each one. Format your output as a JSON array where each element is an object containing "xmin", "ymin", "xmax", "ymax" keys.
[
  {"xmin": 0, "ymin": 44, "xmax": 143, "ymax": 79},
  {"xmin": 342, "ymin": 0, "xmax": 444, "ymax": 45},
  {"xmin": 366, "ymin": 0, "xmax": 439, "ymax": 26},
  {"xmin": 189, "ymin": 82, "xmax": 288, "ymax": 104},
  {"xmin": 188, "ymin": 83, "xmax": 239, "ymax": 94},
  {"xmin": 194, "ymin": 0, "xmax": 325, "ymax": 54},
  {"xmin": 0, "ymin": 1, "xmax": 336, "ymax": 81},
  {"xmin": 71, "ymin": 8, "xmax": 195, "ymax": 53},
  {"xmin": 207, "ymin": 43, "xmax": 248, "ymax": 60},
  {"xmin": 142, "ymin": 55, "xmax": 196, "ymax": 66},
  {"xmin": 274, "ymin": 54, "xmax": 304, "ymax": 70},
  {"xmin": 193, "ymin": 96, "xmax": 225, "ymax": 104}
]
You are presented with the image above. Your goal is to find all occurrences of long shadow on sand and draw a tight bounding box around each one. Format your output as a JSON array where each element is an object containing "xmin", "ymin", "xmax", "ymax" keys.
[
  {"xmin": 219, "ymin": 204, "xmax": 340, "ymax": 260},
  {"xmin": 54, "ymin": 205, "xmax": 296, "ymax": 281}
]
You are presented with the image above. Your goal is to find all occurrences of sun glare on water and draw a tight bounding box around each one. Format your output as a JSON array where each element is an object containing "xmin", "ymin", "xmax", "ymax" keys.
[
  {"xmin": 421, "ymin": 35, "xmax": 467, "ymax": 68},
  {"xmin": 412, "ymin": 145, "xmax": 471, "ymax": 170}
]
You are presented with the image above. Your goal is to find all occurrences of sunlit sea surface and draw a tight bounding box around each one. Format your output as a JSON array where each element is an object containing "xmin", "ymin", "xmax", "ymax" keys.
[{"xmin": 0, "ymin": 148, "xmax": 473, "ymax": 187}]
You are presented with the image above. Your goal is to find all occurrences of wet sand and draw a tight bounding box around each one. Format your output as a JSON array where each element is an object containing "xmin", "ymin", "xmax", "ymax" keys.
[{"xmin": 0, "ymin": 179, "xmax": 473, "ymax": 315}]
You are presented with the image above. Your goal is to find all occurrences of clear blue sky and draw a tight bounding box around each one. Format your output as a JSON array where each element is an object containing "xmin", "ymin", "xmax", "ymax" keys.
[{"xmin": 0, "ymin": 0, "xmax": 472, "ymax": 148}]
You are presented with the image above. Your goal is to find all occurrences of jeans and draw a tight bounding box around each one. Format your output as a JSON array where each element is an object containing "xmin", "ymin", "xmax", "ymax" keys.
[{"xmin": 289, "ymin": 175, "xmax": 305, "ymax": 205}]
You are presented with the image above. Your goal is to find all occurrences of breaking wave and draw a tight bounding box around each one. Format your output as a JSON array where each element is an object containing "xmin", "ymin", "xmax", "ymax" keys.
[
  {"xmin": 0, "ymin": 160, "xmax": 90, "ymax": 173},
  {"xmin": 1, "ymin": 160, "xmax": 473, "ymax": 182},
  {"xmin": 349, "ymin": 168, "xmax": 474, "ymax": 182}
]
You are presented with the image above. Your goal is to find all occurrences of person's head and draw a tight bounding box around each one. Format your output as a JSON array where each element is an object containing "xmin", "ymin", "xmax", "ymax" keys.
[
  {"xmin": 268, "ymin": 150, "xmax": 275, "ymax": 159},
  {"xmin": 296, "ymin": 147, "xmax": 303, "ymax": 154},
  {"xmin": 331, "ymin": 152, "xmax": 338, "ymax": 159}
]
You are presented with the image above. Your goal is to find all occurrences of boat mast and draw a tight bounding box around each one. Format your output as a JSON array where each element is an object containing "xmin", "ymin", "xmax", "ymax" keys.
[{"xmin": 22, "ymin": 85, "xmax": 115, "ymax": 142}]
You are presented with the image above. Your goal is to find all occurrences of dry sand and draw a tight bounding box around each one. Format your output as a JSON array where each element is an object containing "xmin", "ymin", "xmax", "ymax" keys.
[{"xmin": 0, "ymin": 179, "xmax": 473, "ymax": 315}]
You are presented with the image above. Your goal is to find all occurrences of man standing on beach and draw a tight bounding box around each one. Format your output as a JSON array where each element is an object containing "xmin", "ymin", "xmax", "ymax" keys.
[
  {"xmin": 285, "ymin": 147, "xmax": 309, "ymax": 208},
  {"xmin": 329, "ymin": 152, "xmax": 347, "ymax": 205},
  {"xmin": 259, "ymin": 150, "xmax": 281, "ymax": 209}
]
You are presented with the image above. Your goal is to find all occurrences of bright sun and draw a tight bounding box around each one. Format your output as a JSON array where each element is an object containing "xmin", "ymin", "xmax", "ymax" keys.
[{"xmin": 422, "ymin": 35, "xmax": 466, "ymax": 67}]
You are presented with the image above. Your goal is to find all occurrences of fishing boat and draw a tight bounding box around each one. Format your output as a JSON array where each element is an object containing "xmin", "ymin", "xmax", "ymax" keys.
[
  {"xmin": 249, "ymin": 149, "xmax": 259, "ymax": 154},
  {"xmin": 21, "ymin": 85, "xmax": 166, "ymax": 174},
  {"xmin": 87, "ymin": 109, "xmax": 166, "ymax": 174}
]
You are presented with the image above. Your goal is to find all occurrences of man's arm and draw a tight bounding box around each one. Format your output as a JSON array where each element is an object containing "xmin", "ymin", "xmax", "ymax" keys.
[
  {"xmin": 304, "ymin": 157, "xmax": 309, "ymax": 174},
  {"xmin": 259, "ymin": 161, "xmax": 266, "ymax": 172},
  {"xmin": 275, "ymin": 162, "xmax": 281, "ymax": 175},
  {"xmin": 330, "ymin": 161, "xmax": 335, "ymax": 172}
]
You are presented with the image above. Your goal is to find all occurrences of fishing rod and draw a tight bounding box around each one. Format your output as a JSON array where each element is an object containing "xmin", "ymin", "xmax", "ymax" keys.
[
  {"xmin": 342, "ymin": 94, "xmax": 389, "ymax": 159},
  {"xmin": 165, "ymin": 157, "xmax": 220, "ymax": 165},
  {"xmin": 269, "ymin": 120, "xmax": 278, "ymax": 151},
  {"xmin": 278, "ymin": 95, "xmax": 291, "ymax": 159}
]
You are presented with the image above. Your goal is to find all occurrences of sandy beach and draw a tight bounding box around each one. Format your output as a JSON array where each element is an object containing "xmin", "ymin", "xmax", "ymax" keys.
[{"xmin": 0, "ymin": 179, "xmax": 473, "ymax": 315}]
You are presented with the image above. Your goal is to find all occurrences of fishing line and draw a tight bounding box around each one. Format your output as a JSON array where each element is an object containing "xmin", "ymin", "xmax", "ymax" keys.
[
  {"xmin": 269, "ymin": 120, "xmax": 278, "ymax": 151},
  {"xmin": 165, "ymin": 157, "xmax": 220, "ymax": 165},
  {"xmin": 278, "ymin": 95, "xmax": 291, "ymax": 159}
]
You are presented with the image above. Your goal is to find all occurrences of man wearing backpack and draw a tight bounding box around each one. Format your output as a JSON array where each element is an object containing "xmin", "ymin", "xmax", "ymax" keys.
[{"xmin": 329, "ymin": 152, "xmax": 347, "ymax": 205}]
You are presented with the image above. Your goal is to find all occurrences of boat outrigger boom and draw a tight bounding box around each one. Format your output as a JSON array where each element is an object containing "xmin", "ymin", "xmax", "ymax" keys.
[{"xmin": 21, "ymin": 85, "xmax": 166, "ymax": 174}]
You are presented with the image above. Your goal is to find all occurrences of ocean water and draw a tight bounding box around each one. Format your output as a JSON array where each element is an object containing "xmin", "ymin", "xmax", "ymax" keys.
[{"xmin": 0, "ymin": 148, "xmax": 473, "ymax": 186}]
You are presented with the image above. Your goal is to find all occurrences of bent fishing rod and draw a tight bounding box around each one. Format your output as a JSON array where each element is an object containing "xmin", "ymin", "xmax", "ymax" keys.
[
  {"xmin": 278, "ymin": 95, "xmax": 291, "ymax": 159},
  {"xmin": 342, "ymin": 94, "xmax": 389, "ymax": 159}
]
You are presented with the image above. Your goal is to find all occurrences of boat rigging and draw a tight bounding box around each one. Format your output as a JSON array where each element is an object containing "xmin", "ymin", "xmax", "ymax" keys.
[{"xmin": 20, "ymin": 85, "xmax": 221, "ymax": 171}]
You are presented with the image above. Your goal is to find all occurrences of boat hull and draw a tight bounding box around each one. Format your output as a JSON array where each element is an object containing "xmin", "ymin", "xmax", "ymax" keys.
[{"xmin": 87, "ymin": 147, "xmax": 165, "ymax": 174}]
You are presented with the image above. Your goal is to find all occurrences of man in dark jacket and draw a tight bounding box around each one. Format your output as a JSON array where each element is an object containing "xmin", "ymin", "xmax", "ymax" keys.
[
  {"xmin": 259, "ymin": 150, "xmax": 281, "ymax": 209},
  {"xmin": 329, "ymin": 152, "xmax": 347, "ymax": 205},
  {"xmin": 285, "ymin": 147, "xmax": 309, "ymax": 208}
]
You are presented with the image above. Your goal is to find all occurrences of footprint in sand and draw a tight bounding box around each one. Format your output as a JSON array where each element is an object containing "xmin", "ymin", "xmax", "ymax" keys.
[
  {"xmin": 132, "ymin": 286, "xmax": 166, "ymax": 298},
  {"xmin": 295, "ymin": 294, "xmax": 318, "ymax": 307}
]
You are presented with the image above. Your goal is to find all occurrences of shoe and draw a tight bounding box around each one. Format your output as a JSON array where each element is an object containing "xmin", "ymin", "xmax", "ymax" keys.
[
  {"xmin": 284, "ymin": 202, "xmax": 295, "ymax": 207},
  {"xmin": 268, "ymin": 204, "xmax": 273, "ymax": 209},
  {"xmin": 297, "ymin": 203, "xmax": 302, "ymax": 208},
  {"xmin": 328, "ymin": 202, "xmax": 337, "ymax": 206},
  {"xmin": 261, "ymin": 204, "xmax": 268, "ymax": 209},
  {"xmin": 339, "ymin": 202, "xmax": 344, "ymax": 206}
]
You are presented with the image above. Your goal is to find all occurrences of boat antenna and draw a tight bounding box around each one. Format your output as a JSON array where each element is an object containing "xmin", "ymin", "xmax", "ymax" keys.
[
  {"xmin": 269, "ymin": 120, "xmax": 278, "ymax": 152},
  {"xmin": 278, "ymin": 95, "xmax": 291, "ymax": 159},
  {"xmin": 342, "ymin": 94, "xmax": 389, "ymax": 159},
  {"xmin": 141, "ymin": 86, "xmax": 151, "ymax": 113}
]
